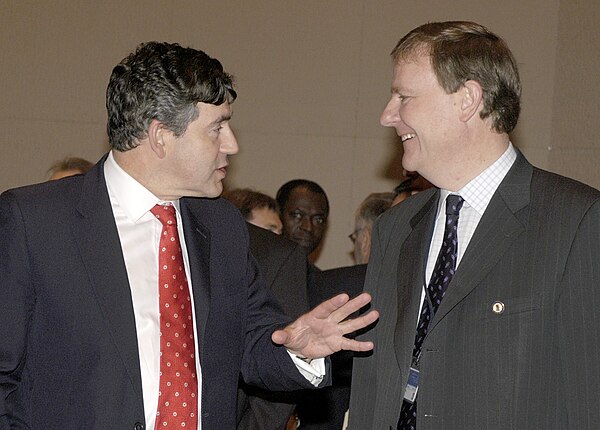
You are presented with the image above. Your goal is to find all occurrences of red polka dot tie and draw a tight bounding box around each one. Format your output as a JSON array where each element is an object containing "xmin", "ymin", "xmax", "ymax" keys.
[{"xmin": 151, "ymin": 204, "xmax": 198, "ymax": 429}]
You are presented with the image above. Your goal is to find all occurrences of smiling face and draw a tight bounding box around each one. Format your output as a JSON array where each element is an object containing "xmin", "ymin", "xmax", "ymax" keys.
[
  {"xmin": 380, "ymin": 54, "xmax": 465, "ymax": 188},
  {"xmin": 159, "ymin": 101, "xmax": 238, "ymax": 199}
]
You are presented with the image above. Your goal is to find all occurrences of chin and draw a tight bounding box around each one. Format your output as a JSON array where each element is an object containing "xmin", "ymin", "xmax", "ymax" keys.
[{"xmin": 204, "ymin": 183, "xmax": 224, "ymax": 198}]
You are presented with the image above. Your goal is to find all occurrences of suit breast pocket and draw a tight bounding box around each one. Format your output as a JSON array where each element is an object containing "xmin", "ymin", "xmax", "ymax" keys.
[{"xmin": 478, "ymin": 294, "xmax": 543, "ymax": 320}]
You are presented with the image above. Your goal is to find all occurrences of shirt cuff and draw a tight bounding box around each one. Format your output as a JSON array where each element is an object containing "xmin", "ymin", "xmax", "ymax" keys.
[{"xmin": 287, "ymin": 351, "xmax": 326, "ymax": 386}]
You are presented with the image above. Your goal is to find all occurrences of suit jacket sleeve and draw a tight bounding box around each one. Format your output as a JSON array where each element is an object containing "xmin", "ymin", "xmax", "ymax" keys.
[
  {"xmin": 238, "ymin": 252, "xmax": 311, "ymax": 391},
  {"xmin": 207, "ymin": 208, "xmax": 327, "ymax": 392},
  {"xmin": 557, "ymin": 199, "xmax": 600, "ymax": 427},
  {"xmin": 0, "ymin": 191, "xmax": 34, "ymax": 428}
]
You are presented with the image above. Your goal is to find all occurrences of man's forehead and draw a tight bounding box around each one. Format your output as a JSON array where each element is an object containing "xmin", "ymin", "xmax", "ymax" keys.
[
  {"xmin": 197, "ymin": 101, "xmax": 232, "ymax": 122},
  {"xmin": 393, "ymin": 53, "xmax": 430, "ymax": 73},
  {"xmin": 391, "ymin": 54, "xmax": 434, "ymax": 89}
]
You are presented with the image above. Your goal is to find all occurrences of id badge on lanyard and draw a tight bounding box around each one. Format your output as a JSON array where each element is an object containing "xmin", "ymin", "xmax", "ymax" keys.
[
  {"xmin": 403, "ymin": 280, "xmax": 432, "ymax": 404},
  {"xmin": 403, "ymin": 367, "xmax": 420, "ymax": 404}
]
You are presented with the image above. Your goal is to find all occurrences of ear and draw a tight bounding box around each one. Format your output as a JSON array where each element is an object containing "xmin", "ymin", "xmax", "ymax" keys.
[
  {"xmin": 459, "ymin": 80, "xmax": 484, "ymax": 123},
  {"xmin": 147, "ymin": 119, "xmax": 168, "ymax": 159}
]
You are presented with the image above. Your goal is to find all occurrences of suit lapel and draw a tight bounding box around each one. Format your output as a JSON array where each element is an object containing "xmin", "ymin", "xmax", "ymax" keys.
[
  {"xmin": 394, "ymin": 192, "xmax": 439, "ymax": 370},
  {"xmin": 180, "ymin": 199, "xmax": 211, "ymax": 360},
  {"xmin": 429, "ymin": 153, "xmax": 532, "ymax": 332},
  {"xmin": 71, "ymin": 159, "xmax": 144, "ymax": 407}
]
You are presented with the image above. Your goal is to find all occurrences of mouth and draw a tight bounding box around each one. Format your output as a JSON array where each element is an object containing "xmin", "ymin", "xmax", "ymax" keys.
[
  {"xmin": 216, "ymin": 165, "xmax": 228, "ymax": 176},
  {"xmin": 292, "ymin": 234, "xmax": 315, "ymax": 246},
  {"xmin": 400, "ymin": 133, "xmax": 416, "ymax": 143}
]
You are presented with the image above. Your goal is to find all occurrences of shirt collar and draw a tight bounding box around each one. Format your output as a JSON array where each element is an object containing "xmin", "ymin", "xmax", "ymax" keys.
[
  {"xmin": 104, "ymin": 151, "xmax": 180, "ymax": 223},
  {"xmin": 438, "ymin": 142, "xmax": 517, "ymax": 217}
]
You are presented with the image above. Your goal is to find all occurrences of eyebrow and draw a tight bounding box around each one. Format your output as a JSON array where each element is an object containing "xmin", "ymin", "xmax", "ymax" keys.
[{"xmin": 208, "ymin": 111, "xmax": 233, "ymax": 127}]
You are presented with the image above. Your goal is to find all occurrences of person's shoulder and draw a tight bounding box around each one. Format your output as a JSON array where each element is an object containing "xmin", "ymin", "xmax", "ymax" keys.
[
  {"xmin": 183, "ymin": 195, "xmax": 243, "ymax": 220},
  {"xmin": 533, "ymin": 167, "xmax": 600, "ymax": 194},
  {"xmin": 312, "ymin": 264, "xmax": 367, "ymax": 301},
  {"xmin": 1, "ymin": 174, "xmax": 84, "ymax": 209},
  {"xmin": 531, "ymin": 167, "xmax": 600, "ymax": 208},
  {"xmin": 246, "ymin": 222, "xmax": 302, "ymax": 263},
  {"xmin": 247, "ymin": 222, "xmax": 295, "ymax": 251},
  {"xmin": 378, "ymin": 187, "xmax": 437, "ymax": 227}
]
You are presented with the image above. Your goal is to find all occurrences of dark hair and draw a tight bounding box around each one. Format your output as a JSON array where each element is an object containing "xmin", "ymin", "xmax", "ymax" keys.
[
  {"xmin": 393, "ymin": 177, "xmax": 415, "ymax": 196},
  {"xmin": 48, "ymin": 156, "xmax": 94, "ymax": 176},
  {"xmin": 106, "ymin": 41, "xmax": 237, "ymax": 151},
  {"xmin": 391, "ymin": 21, "xmax": 521, "ymax": 134},
  {"xmin": 276, "ymin": 179, "xmax": 330, "ymax": 218},
  {"xmin": 222, "ymin": 188, "xmax": 279, "ymax": 220}
]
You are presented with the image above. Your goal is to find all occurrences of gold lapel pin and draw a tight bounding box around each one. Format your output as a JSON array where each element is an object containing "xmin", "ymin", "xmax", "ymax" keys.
[{"xmin": 492, "ymin": 301, "xmax": 505, "ymax": 314}]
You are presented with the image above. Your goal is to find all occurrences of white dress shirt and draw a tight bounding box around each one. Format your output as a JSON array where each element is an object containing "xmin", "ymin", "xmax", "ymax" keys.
[
  {"xmin": 104, "ymin": 152, "xmax": 202, "ymax": 429},
  {"xmin": 103, "ymin": 152, "xmax": 324, "ymax": 429},
  {"xmin": 419, "ymin": 143, "xmax": 518, "ymax": 321}
]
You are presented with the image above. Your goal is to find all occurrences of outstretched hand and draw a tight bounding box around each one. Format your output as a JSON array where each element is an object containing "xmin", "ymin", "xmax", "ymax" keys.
[{"xmin": 271, "ymin": 292, "xmax": 379, "ymax": 359}]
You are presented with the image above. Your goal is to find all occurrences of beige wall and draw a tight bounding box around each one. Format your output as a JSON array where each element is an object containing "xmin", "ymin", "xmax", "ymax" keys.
[{"xmin": 1, "ymin": 1, "xmax": 598, "ymax": 269}]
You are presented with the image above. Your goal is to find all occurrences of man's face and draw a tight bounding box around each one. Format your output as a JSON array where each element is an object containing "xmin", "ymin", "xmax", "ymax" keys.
[
  {"xmin": 249, "ymin": 207, "xmax": 283, "ymax": 235},
  {"xmin": 281, "ymin": 187, "xmax": 328, "ymax": 254},
  {"xmin": 161, "ymin": 102, "xmax": 238, "ymax": 198},
  {"xmin": 380, "ymin": 54, "xmax": 463, "ymax": 186}
]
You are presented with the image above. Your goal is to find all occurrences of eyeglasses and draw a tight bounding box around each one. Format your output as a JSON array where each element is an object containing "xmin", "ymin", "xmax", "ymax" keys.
[{"xmin": 348, "ymin": 227, "xmax": 366, "ymax": 243}]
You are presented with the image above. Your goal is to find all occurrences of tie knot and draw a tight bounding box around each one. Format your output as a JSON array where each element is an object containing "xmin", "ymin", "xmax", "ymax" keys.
[
  {"xmin": 151, "ymin": 204, "xmax": 177, "ymax": 227},
  {"xmin": 445, "ymin": 195, "xmax": 464, "ymax": 216}
]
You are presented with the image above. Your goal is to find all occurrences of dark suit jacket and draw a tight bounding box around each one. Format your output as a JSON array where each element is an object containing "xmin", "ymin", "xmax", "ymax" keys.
[
  {"xmin": 236, "ymin": 224, "xmax": 310, "ymax": 430},
  {"xmin": 349, "ymin": 153, "xmax": 600, "ymax": 429},
  {"xmin": 299, "ymin": 264, "xmax": 367, "ymax": 430},
  {"xmin": 247, "ymin": 223, "xmax": 309, "ymax": 319},
  {"xmin": 0, "ymin": 160, "xmax": 322, "ymax": 430},
  {"xmin": 306, "ymin": 264, "xmax": 367, "ymax": 309}
]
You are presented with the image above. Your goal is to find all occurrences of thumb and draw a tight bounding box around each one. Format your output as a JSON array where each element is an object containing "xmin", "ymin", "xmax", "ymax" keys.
[{"xmin": 271, "ymin": 328, "xmax": 289, "ymax": 346}]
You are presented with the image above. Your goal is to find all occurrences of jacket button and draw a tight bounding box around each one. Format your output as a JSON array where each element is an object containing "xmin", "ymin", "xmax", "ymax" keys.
[{"xmin": 134, "ymin": 423, "xmax": 145, "ymax": 430}]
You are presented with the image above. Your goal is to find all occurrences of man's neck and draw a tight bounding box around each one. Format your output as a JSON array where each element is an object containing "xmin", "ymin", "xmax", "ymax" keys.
[{"xmin": 436, "ymin": 133, "xmax": 510, "ymax": 192}]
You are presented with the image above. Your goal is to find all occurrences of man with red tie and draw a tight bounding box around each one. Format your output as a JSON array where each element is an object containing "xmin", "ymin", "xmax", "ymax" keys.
[{"xmin": 0, "ymin": 42, "xmax": 378, "ymax": 430}]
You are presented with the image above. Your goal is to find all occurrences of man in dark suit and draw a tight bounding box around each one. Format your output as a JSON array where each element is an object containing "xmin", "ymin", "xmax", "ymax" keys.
[
  {"xmin": 349, "ymin": 21, "xmax": 600, "ymax": 429},
  {"xmin": 0, "ymin": 41, "xmax": 378, "ymax": 430},
  {"xmin": 237, "ymin": 224, "xmax": 310, "ymax": 429}
]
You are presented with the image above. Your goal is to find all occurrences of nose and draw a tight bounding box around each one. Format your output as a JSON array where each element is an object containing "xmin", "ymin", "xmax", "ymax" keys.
[
  {"xmin": 299, "ymin": 216, "xmax": 313, "ymax": 232},
  {"xmin": 380, "ymin": 97, "xmax": 399, "ymax": 127},
  {"xmin": 222, "ymin": 127, "xmax": 239, "ymax": 155}
]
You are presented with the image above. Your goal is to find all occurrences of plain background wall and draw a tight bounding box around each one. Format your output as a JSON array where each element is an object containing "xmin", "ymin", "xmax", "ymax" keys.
[{"xmin": 1, "ymin": 1, "xmax": 598, "ymax": 269}]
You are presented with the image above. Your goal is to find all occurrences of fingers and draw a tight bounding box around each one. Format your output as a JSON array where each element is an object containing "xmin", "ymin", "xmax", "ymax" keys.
[
  {"xmin": 305, "ymin": 292, "xmax": 372, "ymax": 322},
  {"xmin": 339, "ymin": 337, "xmax": 375, "ymax": 352},
  {"xmin": 328, "ymin": 292, "xmax": 373, "ymax": 323},
  {"xmin": 338, "ymin": 309, "xmax": 379, "ymax": 336},
  {"xmin": 308, "ymin": 293, "xmax": 351, "ymax": 319}
]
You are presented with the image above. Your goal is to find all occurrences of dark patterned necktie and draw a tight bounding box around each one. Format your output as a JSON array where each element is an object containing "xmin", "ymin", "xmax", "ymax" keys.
[
  {"xmin": 151, "ymin": 204, "xmax": 198, "ymax": 429},
  {"xmin": 398, "ymin": 195, "xmax": 465, "ymax": 430}
]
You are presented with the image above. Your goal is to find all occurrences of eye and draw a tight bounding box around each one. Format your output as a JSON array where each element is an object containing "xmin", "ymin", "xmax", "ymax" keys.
[
  {"xmin": 290, "ymin": 211, "xmax": 303, "ymax": 220},
  {"xmin": 312, "ymin": 216, "xmax": 325, "ymax": 225}
]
